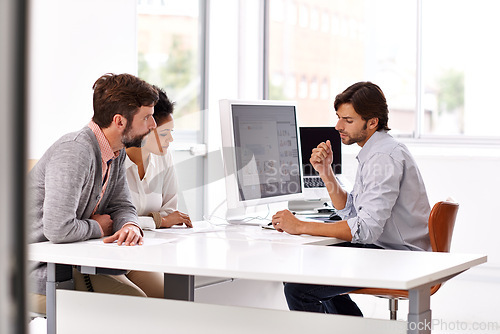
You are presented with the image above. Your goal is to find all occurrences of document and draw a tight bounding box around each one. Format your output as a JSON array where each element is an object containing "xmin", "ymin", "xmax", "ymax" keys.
[{"xmin": 154, "ymin": 220, "xmax": 225, "ymax": 235}]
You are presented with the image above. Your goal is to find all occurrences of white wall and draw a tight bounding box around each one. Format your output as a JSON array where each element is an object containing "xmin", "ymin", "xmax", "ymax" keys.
[
  {"xmin": 410, "ymin": 144, "xmax": 500, "ymax": 268},
  {"xmin": 206, "ymin": 0, "xmax": 240, "ymax": 219},
  {"xmin": 28, "ymin": 0, "xmax": 138, "ymax": 159},
  {"xmin": 206, "ymin": 0, "xmax": 265, "ymax": 219}
]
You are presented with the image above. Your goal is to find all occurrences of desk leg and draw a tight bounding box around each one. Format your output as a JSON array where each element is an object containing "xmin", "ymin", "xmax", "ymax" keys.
[
  {"xmin": 46, "ymin": 262, "xmax": 56, "ymax": 334},
  {"xmin": 164, "ymin": 274, "xmax": 194, "ymax": 301},
  {"xmin": 407, "ymin": 285, "xmax": 432, "ymax": 334}
]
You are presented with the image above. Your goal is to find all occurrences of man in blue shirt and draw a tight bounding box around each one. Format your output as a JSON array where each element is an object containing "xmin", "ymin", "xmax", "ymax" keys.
[{"xmin": 272, "ymin": 81, "xmax": 431, "ymax": 315}]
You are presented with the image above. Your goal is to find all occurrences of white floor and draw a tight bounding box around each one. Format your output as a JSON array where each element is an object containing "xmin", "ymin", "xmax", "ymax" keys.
[{"xmin": 29, "ymin": 266, "xmax": 500, "ymax": 334}]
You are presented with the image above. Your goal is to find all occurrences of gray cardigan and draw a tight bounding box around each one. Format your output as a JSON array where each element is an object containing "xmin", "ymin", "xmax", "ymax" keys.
[{"xmin": 28, "ymin": 126, "xmax": 138, "ymax": 294}]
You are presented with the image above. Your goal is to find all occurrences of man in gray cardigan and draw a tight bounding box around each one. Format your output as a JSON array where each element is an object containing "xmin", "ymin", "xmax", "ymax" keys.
[{"xmin": 29, "ymin": 73, "xmax": 160, "ymax": 314}]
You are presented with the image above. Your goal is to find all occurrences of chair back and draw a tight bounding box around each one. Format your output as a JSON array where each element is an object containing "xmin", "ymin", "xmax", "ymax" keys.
[
  {"xmin": 350, "ymin": 200, "xmax": 459, "ymax": 305},
  {"xmin": 428, "ymin": 201, "xmax": 459, "ymax": 253}
]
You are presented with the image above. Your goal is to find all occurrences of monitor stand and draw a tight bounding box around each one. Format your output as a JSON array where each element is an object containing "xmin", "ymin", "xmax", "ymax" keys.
[
  {"xmin": 289, "ymin": 175, "xmax": 352, "ymax": 215},
  {"xmin": 288, "ymin": 199, "xmax": 332, "ymax": 214}
]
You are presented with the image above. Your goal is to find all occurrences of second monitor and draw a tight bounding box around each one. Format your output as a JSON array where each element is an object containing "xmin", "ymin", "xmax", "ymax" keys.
[{"xmin": 299, "ymin": 126, "xmax": 346, "ymax": 202}]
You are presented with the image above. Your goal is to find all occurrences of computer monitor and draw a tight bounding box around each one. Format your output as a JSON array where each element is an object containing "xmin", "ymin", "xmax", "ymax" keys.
[
  {"xmin": 288, "ymin": 127, "xmax": 348, "ymax": 211},
  {"xmin": 300, "ymin": 127, "xmax": 342, "ymax": 177},
  {"xmin": 219, "ymin": 99, "xmax": 304, "ymax": 222}
]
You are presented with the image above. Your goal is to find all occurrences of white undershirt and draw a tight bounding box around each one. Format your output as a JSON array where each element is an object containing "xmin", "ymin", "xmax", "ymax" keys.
[{"xmin": 124, "ymin": 150, "xmax": 178, "ymax": 230}]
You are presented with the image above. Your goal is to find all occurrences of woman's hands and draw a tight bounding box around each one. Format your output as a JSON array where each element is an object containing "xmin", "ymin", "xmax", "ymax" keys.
[{"xmin": 161, "ymin": 211, "xmax": 192, "ymax": 228}]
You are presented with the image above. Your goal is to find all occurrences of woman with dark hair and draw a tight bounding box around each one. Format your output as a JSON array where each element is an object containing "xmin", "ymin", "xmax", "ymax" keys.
[
  {"xmin": 125, "ymin": 86, "xmax": 192, "ymax": 231},
  {"xmin": 122, "ymin": 86, "xmax": 192, "ymax": 298}
]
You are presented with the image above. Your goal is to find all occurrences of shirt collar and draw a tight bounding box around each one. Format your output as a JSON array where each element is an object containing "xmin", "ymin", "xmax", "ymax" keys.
[
  {"xmin": 124, "ymin": 154, "xmax": 135, "ymax": 169},
  {"xmin": 356, "ymin": 130, "xmax": 388, "ymax": 163},
  {"xmin": 124, "ymin": 152, "xmax": 157, "ymax": 172},
  {"xmin": 88, "ymin": 120, "xmax": 120, "ymax": 163}
]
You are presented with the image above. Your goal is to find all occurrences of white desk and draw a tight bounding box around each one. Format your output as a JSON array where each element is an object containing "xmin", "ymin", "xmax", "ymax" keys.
[{"xmin": 29, "ymin": 223, "xmax": 486, "ymax": 334}]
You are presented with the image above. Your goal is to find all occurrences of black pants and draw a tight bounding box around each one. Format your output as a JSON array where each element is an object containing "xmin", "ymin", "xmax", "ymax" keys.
[{"xmin": 284, "ymin": 242, "xmax": 383, "ymax": 316}]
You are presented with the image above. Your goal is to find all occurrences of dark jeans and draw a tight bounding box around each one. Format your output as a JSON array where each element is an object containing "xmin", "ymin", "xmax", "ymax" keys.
[{"xmin": 284, "ymin": 242, "xmax": 383, "ymax": 316}]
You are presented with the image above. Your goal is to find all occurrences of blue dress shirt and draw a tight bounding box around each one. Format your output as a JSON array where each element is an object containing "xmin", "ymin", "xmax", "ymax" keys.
[{"xmin": 336, "ymin": 131, "xmax": 431, "ymax": 251}]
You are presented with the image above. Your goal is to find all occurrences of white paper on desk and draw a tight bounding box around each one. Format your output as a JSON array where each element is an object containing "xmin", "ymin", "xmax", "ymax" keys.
[
  {"xmin": 83, "ymin": 237, "xmax": 175, "ymax": 246},
  {"xmin": 246, "ymin": 230, "xmax": 303, "ymax": 241},
  {"xmin": 154, "ymin": 220, "xmax": 225, "ymax": 235},
  {"xmin": 154, "ymin": 226, "xmax": 216, "ymax": 235}
]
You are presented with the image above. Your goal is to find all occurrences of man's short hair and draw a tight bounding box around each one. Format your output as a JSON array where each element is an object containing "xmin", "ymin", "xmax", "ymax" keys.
[
  {"xmin": 92, "ymin": 73, "xmax": 159, "ymax": 128},
  {"xmin": 334, "ymin": 81, "xmax": 390, "ymax": 131}
]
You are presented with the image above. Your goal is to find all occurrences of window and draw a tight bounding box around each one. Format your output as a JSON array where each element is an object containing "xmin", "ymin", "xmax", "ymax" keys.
[
  {"xmin": 310, "ymin": 77, "xmax": 318, "ymax": 99},
  {"xmin": 321, "ymin": 11, "xmax": 330, "ymax": 33},
  {"xmin": 298, "ymin": 4, "xmax": 309, "ymax": 28},
  {"xmin": 268, "ymin": 0, "xmax": 500, "ymax": 139},
  {"xmin": 137, "ymin": 0, "xmax": 206, "ymax": 219},
  {"xmin": 270, "ymin": 0, "xmax": 413, "ymax": 131},
  {"xmin": 137, "ymin": 0, "xmax": 201, "ymax": 133},
  {"xmin": 310, "ymin": 8, "xmax": 319, "ymax": 31},
  {"xmin": 422, "ymin": 0, "xmax": 500, "ymax": 137}
]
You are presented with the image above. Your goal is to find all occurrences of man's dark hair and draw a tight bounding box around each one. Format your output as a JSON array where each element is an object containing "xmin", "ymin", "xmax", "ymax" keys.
[
  {"xmin": 152, "ymin": 86, "xmax": 175, "ymax": 124},
  {"xmin": 334, "ymin": 81, "xmax": 390, "ymax": 131},
  {"xmin": 92, "ymin": 73, "xmax": 159, "ymax": 128}
]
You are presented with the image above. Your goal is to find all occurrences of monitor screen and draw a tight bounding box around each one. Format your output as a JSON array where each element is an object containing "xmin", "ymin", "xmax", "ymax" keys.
[
  {"xmin": 220, "ymin": 100, "xmax": 304, "ymax": 210},
  {"xmin": 299, "ymin": 127, "xmax": 342, "ymax": 176}
]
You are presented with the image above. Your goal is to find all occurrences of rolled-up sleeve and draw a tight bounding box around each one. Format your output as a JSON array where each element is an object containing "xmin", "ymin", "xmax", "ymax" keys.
[{"xmin": 336, "ymin": 192, "xmax": 355, "ymax": 219}]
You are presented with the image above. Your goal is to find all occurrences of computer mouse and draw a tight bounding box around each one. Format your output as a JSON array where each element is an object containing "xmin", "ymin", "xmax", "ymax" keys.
[{"xmin": 328, "ymin": 213, "xmax": 342, "ymax": 221}]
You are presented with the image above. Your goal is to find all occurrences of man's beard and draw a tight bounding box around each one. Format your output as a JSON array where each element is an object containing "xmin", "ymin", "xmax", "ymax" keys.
[
  {"xmin": 339, "ymin": 121, "xmax": 368, "ymax": 145},
  {"xmin": 341, "ymin": 130, "xmax": 368, "ymax": 145},
  {"xmin": 122, "ymin": 123, "xmax": 149, "ymax": 148}
]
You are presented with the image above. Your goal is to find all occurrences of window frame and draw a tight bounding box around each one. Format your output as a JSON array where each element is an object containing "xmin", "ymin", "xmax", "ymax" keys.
[{"xmin": 263, "ymin": 0, "xmax": 500, "ymax": 146}]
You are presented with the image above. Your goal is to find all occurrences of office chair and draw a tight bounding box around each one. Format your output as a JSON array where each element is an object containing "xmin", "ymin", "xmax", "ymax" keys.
[{"xmin": 350, "ymin": 200, "xmax": 459, "ymax": 320}]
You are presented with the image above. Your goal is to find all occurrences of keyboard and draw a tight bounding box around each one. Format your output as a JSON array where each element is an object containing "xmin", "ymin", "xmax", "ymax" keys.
[
  {"xmin": 304, "ymin": 177, "xmax": 325, "ymax": 188},
  {"xmin": 303, "ymin": 176, "xmax": 345, "ymax": 189}
]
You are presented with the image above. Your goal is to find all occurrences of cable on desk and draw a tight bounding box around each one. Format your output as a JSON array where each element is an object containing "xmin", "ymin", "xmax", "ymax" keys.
[
  {"xmin": 203, "ymin": 204, "xmax": 273, "ymax": 225},
  {"xmin": 243, "ymin": 204, "xmax": 272, "ymax": 223},
  {"xmin": 202, "ymin": 214, "xmax": 230, "ymax": 226},
  {"xmin": 203, "ymin": 199, "xmax": 229, "ymax": 226}
]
